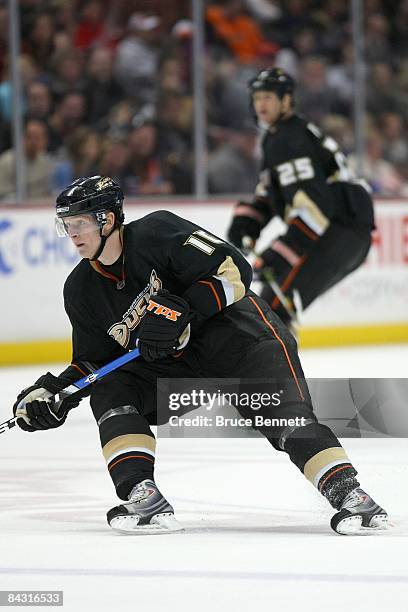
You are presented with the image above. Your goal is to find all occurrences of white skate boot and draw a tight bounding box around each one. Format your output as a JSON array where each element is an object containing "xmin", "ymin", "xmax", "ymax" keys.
[
  {"xmin": 331, "ymin": 487, "xmax": 388, "ymax": 535},
  {"xmin": 107, "ymin": 479, "xmax": 184, "ymax": 534}
]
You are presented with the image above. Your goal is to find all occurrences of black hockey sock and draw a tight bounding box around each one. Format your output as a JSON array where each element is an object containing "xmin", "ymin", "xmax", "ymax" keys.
[
  {"xmin": 97, "ymin": 405, "xmax": 156, "ymax": 500},
  {"xmin": 277, "ymin": 422, "xmax": 360, "ymax": 508},
  {"xmin": 319, "ymin": 466, "xmax": 360, "ymax": 510}
]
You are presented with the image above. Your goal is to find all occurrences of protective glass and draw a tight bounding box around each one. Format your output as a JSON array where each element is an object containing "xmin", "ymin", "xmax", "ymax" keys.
[{"xmin": 55, "ymin": 213, "xmax": 101, "ymax": 238}]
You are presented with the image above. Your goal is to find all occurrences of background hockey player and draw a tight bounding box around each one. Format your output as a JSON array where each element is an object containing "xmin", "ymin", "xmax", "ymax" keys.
[
  {"xmin": 13, "ymin": 176, "xmax": 387, "ymax": 535},
  {"xmin": 227, "ymin": 67, "xmax": 375, "ymax": 328}
]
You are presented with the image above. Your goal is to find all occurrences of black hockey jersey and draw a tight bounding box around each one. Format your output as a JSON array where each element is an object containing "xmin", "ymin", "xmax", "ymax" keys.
[
  {"xmin": 62, "ymin": 211, "xmax": 253, "ymax": 369},
  {"xmin": 251, "ymin": 114, "xmax": 374, "ymax": 233}
]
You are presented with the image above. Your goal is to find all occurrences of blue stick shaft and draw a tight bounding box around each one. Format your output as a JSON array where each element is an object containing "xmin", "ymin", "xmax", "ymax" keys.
[
  {"xmin": 72, "ymin": 348, "xmax": 140, "ymax": 390},
  {"xmin": 1, "ymin": 348, "xmax": 141, "ymax": 435}
]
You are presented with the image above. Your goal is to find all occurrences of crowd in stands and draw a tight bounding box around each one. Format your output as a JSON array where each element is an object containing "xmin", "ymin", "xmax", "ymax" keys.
[{"xmin": 0, "ymin": 0, "xmax": 407, "ymax": 201}]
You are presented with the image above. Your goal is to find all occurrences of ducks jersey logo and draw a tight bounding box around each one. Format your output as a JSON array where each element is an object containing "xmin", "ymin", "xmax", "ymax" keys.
[{"xmin": 108, "ymin": 270, "xmax": 162, "ymax": 347}]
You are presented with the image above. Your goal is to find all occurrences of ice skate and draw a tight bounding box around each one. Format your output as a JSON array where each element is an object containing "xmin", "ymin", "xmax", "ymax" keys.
[
  {"xmin": 107, "ymin": 479, "xmax": 184, "ymax": 534},
  {"xmin": 331, "ymin": 487, "xmax": 388, "ymax": 535}
]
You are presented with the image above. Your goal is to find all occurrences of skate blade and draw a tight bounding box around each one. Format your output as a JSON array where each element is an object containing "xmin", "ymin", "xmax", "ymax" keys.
[
  {"xmin": 335, "ymin": 514, "xmax": 389, "ymax": 535},
  {"xmin": 110, "ymin": 513, "xmax": 184, "ymax": 535}
]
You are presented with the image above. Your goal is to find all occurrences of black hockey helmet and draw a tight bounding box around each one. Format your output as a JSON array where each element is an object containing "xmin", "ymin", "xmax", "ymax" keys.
[
  {"xmin": 248, "ymin": 67, "xmax": 295, "ymax": 99},
  {"xmin": 55, "ymin": 176, "xmax": 124, "ymax": 259},
  {"xmin": 56, "ymin": 175, "xmax": 124, "ymax": 229}
]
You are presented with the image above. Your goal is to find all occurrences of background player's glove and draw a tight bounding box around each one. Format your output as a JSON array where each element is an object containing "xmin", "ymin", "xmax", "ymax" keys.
[
  {"xmin": 13, "ymin": 372, "xmax": 81, "ymax": 432},
  {"xmin": 227, "ymin": 206, "xmax": 262, "ymax": 253},
  {"xmin": 254, "ymin": 238, "xmax": 303, "ymax": 282},
  {"xmin": 137, "ymin": 290, "xmax": 191, "ymax": 362}
]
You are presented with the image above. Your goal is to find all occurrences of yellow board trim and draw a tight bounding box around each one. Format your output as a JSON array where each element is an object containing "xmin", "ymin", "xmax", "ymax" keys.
[
  {"xmin": 1, "ymin": 323, "xmax": 408, "ymax": 365},
  {"xmin": 0, "ymin": 340, "xmax": 71, "ymax": 366},
  {"xmin": 299, "ymin": 323, "xmax": 408, "ymax": 348}
]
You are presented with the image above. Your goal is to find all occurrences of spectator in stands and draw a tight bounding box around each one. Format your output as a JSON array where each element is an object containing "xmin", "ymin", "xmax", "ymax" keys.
[
  {"xmin": 349, "ymin": 128, "xmax": 407, "ymax": 196},
  {"xmin": 98, "ymin": 99, "xmax": 136, "ymax": 139},
  {"xmin": 392, "ymin": 0, "xmax": 408, "ymax": 61},
  {"xmin": 24, "ymin": 12, "xmax": 55, "ymax": 71},
  {"xmin": 84, "ymin": 46, "xmax": 124, "ymax": 127},
  {"xmin": 243, "ymin": 0, "xmax": 282, "ymax": 25},
  {"xmin": 156, "ymin": 90, "xmax": 193, "ymax": 194},
  {"xmin": 274, "ymin": 26, "xmax": 321, "ymax": 80},
  {"xmin": 315, "ymin": 0, "xmax": 349, "ymax": 62},
  {"xmin": 208, "ymin": 124, "xmax": 259, "ymax": 194},
  {"xmin": 364, "ymin": 13, "xmax": 393, "ymax": 66},
  {"xmin": 0, "ymin": 119, "xmax": 53, "ymax": 201},
  {"xmin": 296, "ymin": 55, "xmax": 348, "ymax": 122},
  {"xmin": 52, "ymin": 126, "xmax": 102, "ymax": 192},
  {"xmin": 98, "ymin": 135, "xmax": 129, "ymax": 186},
  {"xmin": 159, "ymin": 56, "xmax": 188, "ymax": 95},
  {"xmin": 367, "ymin": 62, "xmax": 405, "ymax": 118},
  {"xmin": 122, "ymin": 121, "xmax": 173, "ymax": 196},
  {"xmin": 206, "ymin": 0, "xmax": 279, "ymax": 63},
  {"xmin": 327, "ymin": 40, "xmax": 355, "ymax": 111},
  {"xmin": 114, "ymin": 13, "xmax": 162, "ymax": 104},
  {"xmin": 396, "ymin": 59, "xmax": 408, "ymax": 123},
  {"xmin": 74, "ymin": 1, "xmax": 106, "ymax": 51},
  {"xmin": 380, "ymin": 112, "xmax": 408, "ymax": 179},
  {"xmin": 0, "ymin": 54, "xmax": 38, "ymax": 125},
  {"xmin": 53, "ymin": 30, "xmax": 73, "ymax": 54},
  {"xmin": 54, "ymin": 1, "xmax": 75, "ymax": 41},
  {"xmin": 48, "ymin": 91, "xmax": 87, "ymax": 152},
  {"xmin": 210, "ymin": 58, "xmax": 257, "ymax": 129},
  {"xmin": 25, "ymin": 81, "xmax": 52, "ymax": 122},
  {"xmin": 50, "ymin": 49, "xmax": 86, "ymax": 99},
  {"xmin": 272, "ymin": 0, "xmax": 317, "ymax": 48}
]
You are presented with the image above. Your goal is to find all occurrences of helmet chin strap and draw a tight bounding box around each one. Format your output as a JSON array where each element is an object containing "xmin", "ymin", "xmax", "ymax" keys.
[{"xmin": 90, "ymin": 226, "xmax": 116, "ymax": 261}]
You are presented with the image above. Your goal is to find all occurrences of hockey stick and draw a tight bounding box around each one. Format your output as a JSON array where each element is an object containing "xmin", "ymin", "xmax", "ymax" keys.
[
  {"xmin": 242, "ymin": 236, "xmax": 300, "ymax": 323},
  {"xmin": 0, "ymin": 347, "xmax": 141, "ymax": 436}
]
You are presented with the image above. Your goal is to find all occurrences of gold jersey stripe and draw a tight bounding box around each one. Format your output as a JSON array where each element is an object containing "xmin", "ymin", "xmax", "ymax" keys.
[
  {"xmin": 303, "ymin": 447, "xmax": 349, "ymax": 485},
  {"xmin": 287, "ymin": 189, "xmax": 330, "ymax": 234},
  {"xmin": 102, "ymin": 434, "xmax": 156, "ymax": 462},
  {"xmin": 217, "ymin": 255, "xmax": 246, "ymax": 303}
]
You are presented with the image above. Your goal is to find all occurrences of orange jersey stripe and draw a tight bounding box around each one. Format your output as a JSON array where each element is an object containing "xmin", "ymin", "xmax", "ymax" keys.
[
  {"xmin": 271, "ymin": 256, "xmax": 306, "ymax": 310},
  {"xmin": 94, "ymin": 261, "xmax": 121, "ymax": 283},
  {"xmin": 248, "ymin": 296, "xmax": 305, "ymax": 401},
  {"xmin": 290, "ymin": 217, "xmax": 319, "ymax": 241},
  {"xmin": 198, "ymin": 280, "xmax": 222, "ymax": 311},
  {"xmin": 71, "ymin": 362, "xmax": 88, "ymax": 377},
  {"xmin": 108, "ymin": 454, "xmax": 155, "ymax": 472}
]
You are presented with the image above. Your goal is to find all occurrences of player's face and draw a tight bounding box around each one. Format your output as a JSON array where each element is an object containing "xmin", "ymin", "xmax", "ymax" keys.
[
  {"xmin": 253, "ymin": 90, "xmax": 285, "ymax": 126},
  {"xmin": 63, "ymin": 214, "xmax": 101, "ymax": 258}
]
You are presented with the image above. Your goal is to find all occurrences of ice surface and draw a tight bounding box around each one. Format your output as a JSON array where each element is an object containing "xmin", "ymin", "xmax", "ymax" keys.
[{"xmin": 1, "ymin": 346, "xmax": 407, "ymax": 611}]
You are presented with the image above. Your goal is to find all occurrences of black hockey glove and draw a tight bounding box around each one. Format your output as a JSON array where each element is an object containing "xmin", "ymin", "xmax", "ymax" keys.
[
  {"xmin": 254, "ymin": 237, "xmax": 304, "ymax": 283},
  {"xmin": 227, "ymin": 207, "xmax": 262, "ymax": 253},
  {"xmin": 137, "ymin": 290, "xmax": 191, "ymax": 362},
  {"xmin": 255, "ymin": 247, "xmax": 289, "ymax": 282},
  {"xmin": 13, "ymin": 372, "xmax": 81, "ymax": 432}
]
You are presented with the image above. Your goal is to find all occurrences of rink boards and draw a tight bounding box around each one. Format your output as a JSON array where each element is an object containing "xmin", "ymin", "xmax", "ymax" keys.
[{"xmin": 0, "ymin": 198, "xmax": 407, "ymax": 365}]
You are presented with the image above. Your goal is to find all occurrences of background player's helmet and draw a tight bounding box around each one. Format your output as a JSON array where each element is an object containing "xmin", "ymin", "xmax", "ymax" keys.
[
  {"xmin": 248, "ymin": 67, "xmax": 296, "ymax": 100},
  {"xmin": 55, "ymin": 175, "xmax": 124, "ymax": 237}
]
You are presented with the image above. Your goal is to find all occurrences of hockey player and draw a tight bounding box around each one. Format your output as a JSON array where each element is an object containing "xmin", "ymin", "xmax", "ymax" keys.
[
  {"xmin": 13, "ymin": 176, "xmax": 387, "ymax": 535},
  {"xmin": 227, "ymin": 67, "xmax": 375, "ymax": 327}
]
